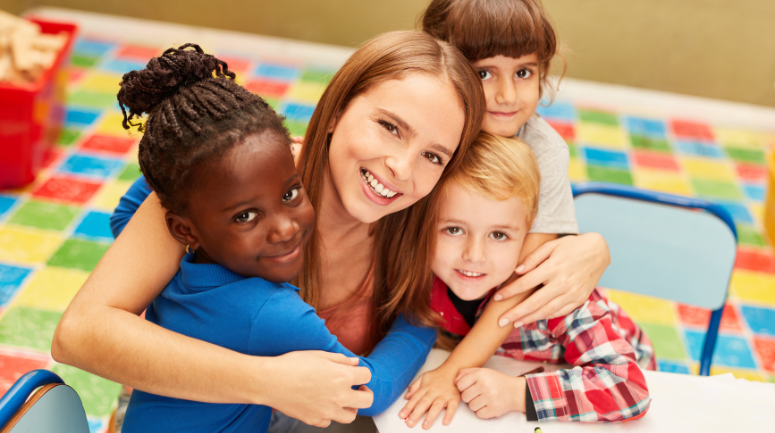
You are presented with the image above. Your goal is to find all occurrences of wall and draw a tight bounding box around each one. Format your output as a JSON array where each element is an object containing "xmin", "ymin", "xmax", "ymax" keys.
[
  {"xmin": 2, "ymin": 0, "xmax": 773, "ymax": 107},
  {"xmin": 543, "ymin": 0, "xmax": 775, "ymax": 108}
]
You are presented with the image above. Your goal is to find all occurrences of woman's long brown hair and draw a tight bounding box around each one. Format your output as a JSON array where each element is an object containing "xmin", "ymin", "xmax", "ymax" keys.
[{"xmin": 295, "ymin": 30, "xmax": 485, "ymax": 351}]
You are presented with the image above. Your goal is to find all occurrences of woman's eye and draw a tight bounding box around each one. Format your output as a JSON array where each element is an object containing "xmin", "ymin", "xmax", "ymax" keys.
[
  {"xmin": 379, "ymin": 120, "xmax": 399, "ymax": 136},
  {"xmin": 490, "ymin": 231, "xmax": 508, "ymax": 241},
  {"xmin": 421, "ymin": 152, "xmax": 442, "ymax": 165},
  {"xmin": 283, "ymin": 187, "xmax": 300, "ymax": 203},
  {"xmin": 478, "ymin": 70, "xmax": 492, "ymax": 80},
  {"xmin": 445, "ymin": 227, "xmax": 462, "ymax": 236},
  {"xmin": 516, "ymin": 69, "xmax": 533, "ymax": 79},
  {"xmin": 235, "ymin": 211, "xmax": 258, "ymax": 223}
]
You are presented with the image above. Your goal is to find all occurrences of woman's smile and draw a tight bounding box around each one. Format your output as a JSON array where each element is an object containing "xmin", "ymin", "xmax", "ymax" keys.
[{"xmin": 360, "ymin": 167, "xmax": 402, "ymax": 205}]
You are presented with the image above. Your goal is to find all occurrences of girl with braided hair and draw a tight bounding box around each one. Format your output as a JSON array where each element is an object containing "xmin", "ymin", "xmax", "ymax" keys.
[
  {"xmin": 114, "ymin": 42, "xmax": 446, "ymax": 433},
  {"xmin": 54, "ymin": 32, "xmax": 484, "ymax": 432}
]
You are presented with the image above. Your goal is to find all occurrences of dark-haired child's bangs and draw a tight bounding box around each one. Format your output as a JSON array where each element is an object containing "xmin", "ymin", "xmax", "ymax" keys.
[{"xmin": 445, "ymin": 0, "xmax": 556, "ymax": 65}]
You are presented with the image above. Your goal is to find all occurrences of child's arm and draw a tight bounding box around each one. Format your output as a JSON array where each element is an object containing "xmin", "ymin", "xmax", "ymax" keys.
[
  {"xmin": 110, "ymin": 176, "xmax": 151, "ymax": 237},
  {"xmin": 518, "ymin": 291, "xmax": 652, "ymax": 422},
  {"xmin": 249, "ymin": 290, "xmax": 436, "ymax": 417},
  {"xmin": 400, "ymin": 233, "xmax": 556, "ymax": 428}
]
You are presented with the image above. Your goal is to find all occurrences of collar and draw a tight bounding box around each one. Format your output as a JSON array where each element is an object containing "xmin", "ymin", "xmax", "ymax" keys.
[{"xmin": 179, "ymin": 253, "xmax": 247, "ymax": 289}]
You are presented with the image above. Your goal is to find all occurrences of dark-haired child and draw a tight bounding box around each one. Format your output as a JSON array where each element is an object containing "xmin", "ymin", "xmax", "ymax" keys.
[
  {"xmin": 423, "ymin": 0, "xmax": 577, "ymax": 242},
  {"xmin": 116, "ymin": 44, "xmax": 432, "ymax": 433},
  {"xmin": 401, "ymin": 0, "xmax": 656, "ymax": 427}
]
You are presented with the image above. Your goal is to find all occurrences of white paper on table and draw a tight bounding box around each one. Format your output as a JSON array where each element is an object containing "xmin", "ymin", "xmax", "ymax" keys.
[{"xmin": 373, "ymin": 349, "xmax": 775, "ymax": 433}]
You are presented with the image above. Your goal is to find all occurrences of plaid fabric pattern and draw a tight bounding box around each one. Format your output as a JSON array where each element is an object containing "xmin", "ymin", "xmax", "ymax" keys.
[{"xmin": 431, "ymin": 278, "xmax": 655, "ymax": 422}]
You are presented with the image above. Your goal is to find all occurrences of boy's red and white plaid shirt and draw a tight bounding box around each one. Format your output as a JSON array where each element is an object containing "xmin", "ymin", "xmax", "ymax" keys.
[{"xmin": 431, "ymin": 277, "xmax": 656, "ymax": 422}]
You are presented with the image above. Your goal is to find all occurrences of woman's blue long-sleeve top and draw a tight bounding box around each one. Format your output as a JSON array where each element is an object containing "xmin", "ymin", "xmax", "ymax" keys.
[{"xmin": 110, "ymin": 176, "xmax": 436, "ymax": 416}]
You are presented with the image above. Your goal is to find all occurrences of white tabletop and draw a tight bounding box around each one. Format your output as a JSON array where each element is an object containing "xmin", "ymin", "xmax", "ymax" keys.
[{"xmin": 374, "ymin": 349, "xmax": 775, "ymax": 433}]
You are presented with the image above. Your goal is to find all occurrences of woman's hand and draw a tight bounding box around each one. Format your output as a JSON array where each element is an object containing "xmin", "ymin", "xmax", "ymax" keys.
[
  {"xmin": 265, "ymin": 351, "xmax": 374, "ymax": 427},
  {"xmin": 399, "ymin": 367, "xmax": 461, "ymax": 429},
  {"xmin": 495, "ymin": 232, "xmax": 609, "ymax": 326},
  {"xmin": 455, "ymin": 368, "xmax": 526, "ymax": 419}
]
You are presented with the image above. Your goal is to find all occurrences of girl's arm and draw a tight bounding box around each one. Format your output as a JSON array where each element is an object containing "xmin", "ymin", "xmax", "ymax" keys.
[
  {"xmin": 251, "ymin": 291, "xmax": 437, "ymax": 416},
  {"xmin": 362, "ymin": 315, "xmax": 438, "ymax": 415},
  {"xmin": 399, "ymin": 233, "xmax": 555, "ymax": 428},
  {"xmin": 52, "ymin": 186, "xmax": 373, "ymax": 427},
  {"xmin": 109, "ymin": 176, "xmax": 151, "ymax": 237},
  {"xmin": 499, "ymin": 118, "xmax": 610, "ymax": 327},
  {"xmin": 496, "ymin": 232, "xmax": 610, "ymax": 326}
]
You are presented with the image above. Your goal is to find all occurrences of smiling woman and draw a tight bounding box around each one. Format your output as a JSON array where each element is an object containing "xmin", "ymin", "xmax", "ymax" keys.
[
  {"xmin": 326, "ymin": 76, "xmax": 464, "ymax": 224},
  {"xmin": 295, "ymin": 30, "xmax": 484, "ymax": 357}
]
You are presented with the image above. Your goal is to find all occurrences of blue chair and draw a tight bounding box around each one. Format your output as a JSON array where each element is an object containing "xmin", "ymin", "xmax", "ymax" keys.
[
  {"xmin": 572, "ymin": 182, "xmax": 738, "ymax": 376},
  {"xmin": 0, "ymin": 369, "xmax": 89, "ymax": 432}
]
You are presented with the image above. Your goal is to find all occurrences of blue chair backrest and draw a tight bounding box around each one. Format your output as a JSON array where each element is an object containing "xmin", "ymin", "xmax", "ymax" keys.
[
  {"xmin": 0, "ymin": 370, "xmax": 89, "ymax": 433},
  {"xmin": 572, "ymin": 182, "xmax": 738, "ymax": 375}
]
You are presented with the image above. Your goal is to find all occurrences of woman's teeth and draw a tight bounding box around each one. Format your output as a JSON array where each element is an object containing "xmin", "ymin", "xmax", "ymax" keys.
[
  {"xmin": 458, "ymin": 269, "xmax": 485, "ymax": 277},
  {"xmin": 361, "ymin": 168, "xmax": 397, "ymax": 198}
]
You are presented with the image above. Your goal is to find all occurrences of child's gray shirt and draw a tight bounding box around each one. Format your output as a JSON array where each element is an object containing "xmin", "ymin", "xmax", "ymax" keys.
[{"xmin": 516, "ymin": 114, "xmax": 579, "ymax": 234}]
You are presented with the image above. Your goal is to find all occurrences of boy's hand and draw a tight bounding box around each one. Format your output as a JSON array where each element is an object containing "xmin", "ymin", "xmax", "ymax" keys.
[
  {"xmin": 455, "ymin": 368, "xmax": 527, "ymax": 419},
  {"xmin": 399, "ymin": 367, "xmax": 461, "ymax": 429}
]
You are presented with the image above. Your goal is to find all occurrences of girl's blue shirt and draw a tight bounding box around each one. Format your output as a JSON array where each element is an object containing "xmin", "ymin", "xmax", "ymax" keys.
[{"xmin": 113, "ymin": 176, "xmax": 436, "ymax": 432}]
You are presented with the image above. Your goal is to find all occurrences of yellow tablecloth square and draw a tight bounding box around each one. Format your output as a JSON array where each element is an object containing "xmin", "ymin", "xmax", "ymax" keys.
[
  {"xmin": 13, "ymin": 267, "xmax": 90, "ymax": 311},
  {"xmin": 0, "ymin": 226, "xmax": 63, "ymax": 265}
]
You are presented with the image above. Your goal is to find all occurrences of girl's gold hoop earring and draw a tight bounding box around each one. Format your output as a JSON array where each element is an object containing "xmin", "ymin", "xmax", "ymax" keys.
[{"xmin": 185, "ymin": 245, "xmax": 193, "ymax": 254}]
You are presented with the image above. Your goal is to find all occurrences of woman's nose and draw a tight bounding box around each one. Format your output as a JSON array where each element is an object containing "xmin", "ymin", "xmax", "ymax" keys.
[{"xmin": 385, "ymin": 148, "xmax": 414, "ymax": 181}]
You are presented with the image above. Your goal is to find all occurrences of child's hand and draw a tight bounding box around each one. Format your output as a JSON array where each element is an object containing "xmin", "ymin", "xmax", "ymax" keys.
[
  {"xmin": 399, "ymin": 367, "xmax": 461, "ymax": 429},
  {"xmin": 455, "ymin": 368, "xmax": 527, "ymax": 419}
]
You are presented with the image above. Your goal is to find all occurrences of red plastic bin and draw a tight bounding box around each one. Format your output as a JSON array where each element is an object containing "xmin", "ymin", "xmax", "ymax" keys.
[{"xmin": 0, "ymin": 19, "xmax": 77, "ymax": 189}]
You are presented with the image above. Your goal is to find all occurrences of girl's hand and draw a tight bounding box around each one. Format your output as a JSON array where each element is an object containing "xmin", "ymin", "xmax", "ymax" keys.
[
  {"xmin": 399, "ymin": 367, "xmax": 461, "ymax": 429},
  {"xmin": 267, "ymin": 351, "xmax": 373, "ymax": 427},
  {"xmin": 455, "ymin": 368, "xmax": 526, "ymax": 419},
  {"xmin": 495, "ymin": 232, "xmax": 609, "ymax": 326}
]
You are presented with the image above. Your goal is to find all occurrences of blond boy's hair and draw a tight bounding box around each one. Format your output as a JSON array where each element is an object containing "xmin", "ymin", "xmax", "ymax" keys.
[{"xmin": 444, "ymin": 132, "xmax": 540, "ymax": 226}]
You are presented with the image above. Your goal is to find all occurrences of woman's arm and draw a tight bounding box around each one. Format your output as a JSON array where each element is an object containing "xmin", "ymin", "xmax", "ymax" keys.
[
  {"xmin": 495, "ymin": 232, "xmax": 610, "ymax": 326},
  {"xmin": 52, "ymin": 190, "xmax": 372, "ymax": 427}
]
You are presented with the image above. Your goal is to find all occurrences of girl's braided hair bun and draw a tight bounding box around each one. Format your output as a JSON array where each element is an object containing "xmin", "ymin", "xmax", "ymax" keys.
[
  {"xmin": 119, "ymin": 42, "xmax": 291, "ymax": 214},
  {"xmin": 118, "ymin": 43, "xmax": 234, "ymax": 131}
]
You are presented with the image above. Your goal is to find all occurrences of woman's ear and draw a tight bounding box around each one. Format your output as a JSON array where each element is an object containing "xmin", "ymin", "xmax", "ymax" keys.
[
  {"xmin": 327, "ymin": 110, "xmax": 342, "ymax": 134},
  {"xmin": 165, "ymin": 211, "xmax": 201, "ymax": 251}
]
